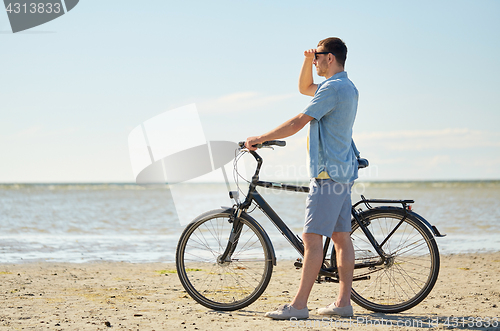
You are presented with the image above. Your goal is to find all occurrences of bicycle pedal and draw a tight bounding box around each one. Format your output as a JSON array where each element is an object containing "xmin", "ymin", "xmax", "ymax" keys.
[
  {"xmin": 324, "ymin": 277, "xmax": 339, "ymax": 283},
  {"xmin": 353, "ymin": 275, "xmax": 370, "ymax": 282}
]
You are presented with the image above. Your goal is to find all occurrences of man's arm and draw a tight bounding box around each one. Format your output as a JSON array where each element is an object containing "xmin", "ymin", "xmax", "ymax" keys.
[
  {"xmin": 245, "ymin": 113, "xmax": 313, "ymax": 150},
  {"xmin": 298, "ymin": 49, "xmax": 318, "ymax": 97}
]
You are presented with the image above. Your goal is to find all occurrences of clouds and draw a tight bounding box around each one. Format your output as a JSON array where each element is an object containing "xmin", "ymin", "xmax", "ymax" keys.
[
  {"xmin": 3, "ymin": 125, "xmax": 77, "ymax": 142},
  {"xmin": 198, "ymin": 91, "xmax": 296, "ymax": 114},
  {"xmin": 354, "ymin": 128, "xmax": 500, "ymax": 151},
  {"xmin": 350, "ymin": 128, "xmax": 500, "ymax": 180}
]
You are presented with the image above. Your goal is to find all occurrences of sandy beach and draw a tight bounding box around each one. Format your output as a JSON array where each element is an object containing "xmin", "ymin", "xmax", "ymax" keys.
[{"xmin": 1, "ymin": 252, "xmax": 499, "ymax": 331}]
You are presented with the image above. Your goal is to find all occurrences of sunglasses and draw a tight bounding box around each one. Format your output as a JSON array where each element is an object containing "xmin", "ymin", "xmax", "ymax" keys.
[{"xmin": 314, "ymin": 52, "xmax": 335, "ymax": 60}]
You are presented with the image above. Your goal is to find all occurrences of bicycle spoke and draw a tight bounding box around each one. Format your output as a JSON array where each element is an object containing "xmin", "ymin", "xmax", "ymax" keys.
[
  {"xmin": 350, "ymin": 209, "xmax": 439, "ymax": 313},
  {"xmin": 177, "ymin": 211, "xmax": 273, "ymax": 310}
]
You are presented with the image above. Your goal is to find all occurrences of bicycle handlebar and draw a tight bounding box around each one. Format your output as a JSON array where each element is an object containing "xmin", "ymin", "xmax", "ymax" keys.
[{"xmin": 238, "ymin": 140, "xmax": 287, "ymax": 149}]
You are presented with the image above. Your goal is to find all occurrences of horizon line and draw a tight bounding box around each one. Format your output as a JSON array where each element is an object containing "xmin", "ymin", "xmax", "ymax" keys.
[{"xmin": 1, "ymin": 179, "xmax": 499, "ymax": 185}]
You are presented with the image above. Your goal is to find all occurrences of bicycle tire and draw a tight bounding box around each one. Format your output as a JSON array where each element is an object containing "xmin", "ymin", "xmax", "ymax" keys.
[
  {"xmin": 347, "ymin": 207, "xmax": 440, "ymax": 313},
  {"xmin": 176, "ymin": 209, "xmax": 274, "ymax": 311}
]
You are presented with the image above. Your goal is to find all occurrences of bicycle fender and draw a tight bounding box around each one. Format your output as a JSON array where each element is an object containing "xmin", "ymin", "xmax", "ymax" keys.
[
  {"xmin": 360, "ymin": 206, "xmax": 445, "ymax": 238},
  {"xmin": 407, "ymin": 209, "xmax": 446, "ymax": 238},
  {"xmin": 220, "ymin": 207, "xmax": 277, "ymax": 266}
]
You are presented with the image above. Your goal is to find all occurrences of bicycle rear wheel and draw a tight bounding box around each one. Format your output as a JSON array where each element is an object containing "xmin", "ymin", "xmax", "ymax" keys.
[
  {"xmin": 349, "ymin": 207, "xmax": 440, "ymax": 313},
  {"xmin": 176, "ymin": 209, "xmax": 273, "ymax": 311}
]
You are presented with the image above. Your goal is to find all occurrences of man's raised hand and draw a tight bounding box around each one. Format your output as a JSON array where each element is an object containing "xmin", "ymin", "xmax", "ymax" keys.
[{"xmin": 304, "ymin": 48, "xmax": 317, "ymax": 60}]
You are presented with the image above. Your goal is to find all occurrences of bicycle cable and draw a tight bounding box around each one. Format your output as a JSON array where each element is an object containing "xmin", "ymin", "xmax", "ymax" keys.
[
  {"xmin": 232, "ymin": 147, "xmax": 261, "ymax": 214},
  {"xmin": 233, "ymin": 149, "xmax": 250, "ymax": 199}
]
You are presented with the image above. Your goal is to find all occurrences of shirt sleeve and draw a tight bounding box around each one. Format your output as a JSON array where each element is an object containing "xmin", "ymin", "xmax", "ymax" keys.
[{"xmin": 302, "ymin": 81, "xmax": 338, "ymax": 120}]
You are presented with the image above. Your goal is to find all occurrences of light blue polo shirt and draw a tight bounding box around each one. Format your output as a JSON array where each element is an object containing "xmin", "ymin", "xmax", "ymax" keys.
[{"xmin": 303, "ymin": 71, "xmax": 359, "ymax": 183}]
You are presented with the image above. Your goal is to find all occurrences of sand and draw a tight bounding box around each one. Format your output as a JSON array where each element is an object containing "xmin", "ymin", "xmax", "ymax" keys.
[{"xmin": 1, "ymin": 252, "xmax": 499, "ymax": 331}]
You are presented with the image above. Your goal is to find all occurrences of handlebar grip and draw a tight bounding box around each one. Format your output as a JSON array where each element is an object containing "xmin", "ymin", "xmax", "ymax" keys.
[
  {"xmin": 238, "ymin": 140, "xmax": 287, "ymax": 149},
  {"xmin": 263, "ymin": 140, "xmax": 286, "ymax": 147}
]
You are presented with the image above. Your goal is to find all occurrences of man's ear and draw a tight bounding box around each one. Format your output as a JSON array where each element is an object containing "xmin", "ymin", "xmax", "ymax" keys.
[{"xmin": 328, "ymin": 53, "xmax": 337, "ymax": 64}]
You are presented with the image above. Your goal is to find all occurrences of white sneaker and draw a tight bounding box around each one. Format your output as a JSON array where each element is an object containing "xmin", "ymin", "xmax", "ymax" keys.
[
  {"xmin": 265, "ymin": 304, "xmax": 309, "ymax": 320},
  {"xmin": 317, "ymin": 303, "xmax": 353, "ymax": 317}
]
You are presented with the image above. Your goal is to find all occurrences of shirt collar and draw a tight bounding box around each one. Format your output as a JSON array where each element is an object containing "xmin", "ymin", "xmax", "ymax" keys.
[{"xmin": 328, "ymin": 71, "xmax": 347, "ymax": 80}]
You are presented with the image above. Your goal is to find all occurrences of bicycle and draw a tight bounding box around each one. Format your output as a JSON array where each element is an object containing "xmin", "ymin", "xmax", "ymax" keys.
[{"xmin": 175, "ymin": 140, "xmax": 445, "ymax": 313}]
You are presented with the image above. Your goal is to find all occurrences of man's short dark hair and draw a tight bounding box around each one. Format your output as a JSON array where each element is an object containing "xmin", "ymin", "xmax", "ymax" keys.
[{"xmin": 318, "ymin": 37, "xmax": 347, "ymax": 67}]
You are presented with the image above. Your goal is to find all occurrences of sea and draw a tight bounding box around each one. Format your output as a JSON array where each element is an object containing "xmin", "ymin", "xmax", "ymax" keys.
[{"xmin": 1, "ymin": 181, "xmax": 499, "ymax": 263}]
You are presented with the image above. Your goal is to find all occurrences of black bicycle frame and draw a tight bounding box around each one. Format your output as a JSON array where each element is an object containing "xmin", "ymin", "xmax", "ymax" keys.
[
  {"xmin": 220, "ymin": 149, "xmax": 426, "ymax": 277},
  {"xmin": 250, "ymin": 189, "xmax": 305, "ymax": 257}
]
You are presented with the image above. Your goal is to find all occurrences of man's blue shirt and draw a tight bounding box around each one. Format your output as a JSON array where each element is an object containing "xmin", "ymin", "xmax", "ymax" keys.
[{"xmin": 303, "ymin": 71, "xmax": 359, "ymax": 183}]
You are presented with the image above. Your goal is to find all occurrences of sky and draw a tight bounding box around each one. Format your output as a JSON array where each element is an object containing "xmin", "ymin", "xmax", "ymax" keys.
[{"xmin": 1, "ymin": 0, "xmax": 499, "ymax": 183}]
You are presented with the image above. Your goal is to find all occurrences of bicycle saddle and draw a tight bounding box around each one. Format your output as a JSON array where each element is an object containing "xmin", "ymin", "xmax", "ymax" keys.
[{"xmin": 357, "ymin": 158, "xmax": 369, "ymax": 169}]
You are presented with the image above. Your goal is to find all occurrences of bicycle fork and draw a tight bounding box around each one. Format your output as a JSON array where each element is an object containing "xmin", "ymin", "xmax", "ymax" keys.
[{"xmin": 217, "ymin": 208, "xmax": 244, "ymax": 265}]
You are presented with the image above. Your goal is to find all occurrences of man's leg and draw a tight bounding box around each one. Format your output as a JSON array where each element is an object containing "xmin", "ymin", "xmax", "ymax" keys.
[
  {"xmin": 289, "ymin": 232, "xmax": 323, "ymax": 310},
  {"xmin": 330, "ymin": 231, "xmax": 354, "ymax": 307}
]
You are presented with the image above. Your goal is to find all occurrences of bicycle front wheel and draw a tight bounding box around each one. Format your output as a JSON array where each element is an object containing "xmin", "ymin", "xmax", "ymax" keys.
[
  {"xmin": 176, "ymin": 209, "xmax": 273, "ymax": 311},
  {"xmin": 349, "ymin": 207, "xmax": 440, "ymax": 313}
]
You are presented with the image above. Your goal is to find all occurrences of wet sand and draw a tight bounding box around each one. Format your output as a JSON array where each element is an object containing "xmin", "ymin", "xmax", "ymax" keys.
[{"xmin": 1, "ymin": 252, "xmax": 499, "ymax": 330}]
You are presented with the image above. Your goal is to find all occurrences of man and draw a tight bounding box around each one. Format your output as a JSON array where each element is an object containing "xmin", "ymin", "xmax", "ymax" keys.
[{"xmin": 245, "ymin": 37, "xmax": 359, "ymax": 320}]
